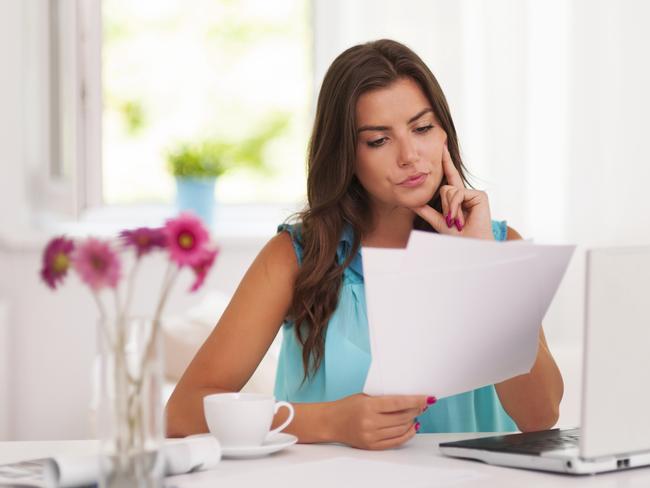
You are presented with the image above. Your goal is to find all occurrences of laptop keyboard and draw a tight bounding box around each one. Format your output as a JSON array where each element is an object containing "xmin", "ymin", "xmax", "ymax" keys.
[
  {"xmin": 439, "ymin": 428, "xmax": 581, "ymax": 456},
  {"xmin": 501, "ymin": 429, "xmax": 580, "ymax": 454}
]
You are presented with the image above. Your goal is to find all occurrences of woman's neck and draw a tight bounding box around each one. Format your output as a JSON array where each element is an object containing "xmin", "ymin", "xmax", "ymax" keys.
[{"xmin": 361, "ymin": 205, "xmax": 415, "ymax": 248}]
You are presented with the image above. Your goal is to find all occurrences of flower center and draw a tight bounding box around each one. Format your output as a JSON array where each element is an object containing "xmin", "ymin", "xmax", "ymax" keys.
[
  {"xmin": 52, "ymin": 253, "xmax": 69, "ymax": 273},
  {"xmin": 91, "ymin": 255, "xmax": 107, "ymax": 271},
  {"xmin": 178, "ymin": 232, "xmax": 195, "ymax": 250},
  {"xmin": 136, "ymin": 235, "xmax": 150, "ymax": 246}
]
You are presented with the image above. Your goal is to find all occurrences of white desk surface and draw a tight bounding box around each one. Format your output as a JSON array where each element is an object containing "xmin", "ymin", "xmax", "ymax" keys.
[{"xmin": 2, "ymin": 433, "xmax": 650, "ymax": 487}]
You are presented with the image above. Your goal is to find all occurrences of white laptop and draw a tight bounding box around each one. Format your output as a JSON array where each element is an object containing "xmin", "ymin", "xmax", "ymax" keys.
[{"xmin": 439, "ymin": 245, "xmax": 650, "ymax": 474}]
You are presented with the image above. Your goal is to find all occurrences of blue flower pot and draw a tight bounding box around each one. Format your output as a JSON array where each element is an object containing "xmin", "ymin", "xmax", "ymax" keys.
[{"xmin": 175, "ymin": 177, "xmax": 216, "ymax": 228}]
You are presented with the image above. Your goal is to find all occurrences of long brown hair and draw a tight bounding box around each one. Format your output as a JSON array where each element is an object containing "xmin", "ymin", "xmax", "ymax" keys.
[{"xmin": 290, "ymin": 39, "xmax": 471, "ymax": 380}]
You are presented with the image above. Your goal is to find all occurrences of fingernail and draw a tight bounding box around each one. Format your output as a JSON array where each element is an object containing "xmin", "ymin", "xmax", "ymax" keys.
[
  {"xmin": 415, "ymin": 422, "xmax": 421, "ymax": 432},
  {"xmin": 454, "ymin": 219, "xmax": 463, "ymax": 231},
  {"xmin": 426, "ymin": 396, "xmax": 437, "ymax": 405},
  {"xmin": 446, "ymin": 214, "xmax": 453, "ymax": 228}
]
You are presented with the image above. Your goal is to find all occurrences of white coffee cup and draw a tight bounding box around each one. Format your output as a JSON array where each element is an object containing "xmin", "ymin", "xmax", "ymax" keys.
[{"xmin": 203, "ymin": 393, "xmax": 295, "ymax": 447}]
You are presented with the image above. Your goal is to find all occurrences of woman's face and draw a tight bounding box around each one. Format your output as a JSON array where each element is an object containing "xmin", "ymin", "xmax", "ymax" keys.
[{"xmin": 354, "ymin": 77, "xmax": 447, "ymax": 212}]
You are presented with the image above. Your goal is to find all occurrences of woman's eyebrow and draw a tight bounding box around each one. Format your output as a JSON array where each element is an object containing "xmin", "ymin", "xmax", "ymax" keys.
[{"xmin": 357, "ymin": 108, "xmax": 434, "ymax": 133}]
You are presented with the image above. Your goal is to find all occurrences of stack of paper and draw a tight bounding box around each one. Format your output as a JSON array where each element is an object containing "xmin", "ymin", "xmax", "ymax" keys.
[{"xmin": 362, "ymin": 230, "xmax": 575, "ymax": 398}]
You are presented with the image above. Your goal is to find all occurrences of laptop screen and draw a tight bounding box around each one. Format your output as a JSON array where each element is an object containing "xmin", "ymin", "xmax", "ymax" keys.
[{"xmin": 581, "ymin": 246, "xmax": 650, "ymax": 458}]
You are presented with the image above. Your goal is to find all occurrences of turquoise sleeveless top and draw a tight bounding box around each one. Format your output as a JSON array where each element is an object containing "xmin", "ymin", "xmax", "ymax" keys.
[{"xmin": 274, "ymin": 220, "xmax": 517, "ymax": 433}]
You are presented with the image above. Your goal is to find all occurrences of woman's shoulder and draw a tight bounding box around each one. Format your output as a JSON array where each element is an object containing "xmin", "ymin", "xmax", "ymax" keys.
[
  {"xmin": 256, "ymin": 229, "xmax": 300, "ymax": 278},
  {"xmin": 277, "ymin": 222, "xmax": 304, "ymax": 265},
  {"xmin": 277, "ymin": 223, "xmax": 303, "ymax": 243}
]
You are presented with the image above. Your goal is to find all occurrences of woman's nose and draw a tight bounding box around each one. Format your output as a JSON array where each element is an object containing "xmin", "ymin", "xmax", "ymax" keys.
[{"xmin": 398, "ymin": 137, "xmax": 419, "ymax": 167}]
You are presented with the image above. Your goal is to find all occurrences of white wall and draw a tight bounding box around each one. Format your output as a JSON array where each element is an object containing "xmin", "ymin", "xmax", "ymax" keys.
[{"xmin": 0, "ymin": 301, "xmax": 8, "ymax": 439}]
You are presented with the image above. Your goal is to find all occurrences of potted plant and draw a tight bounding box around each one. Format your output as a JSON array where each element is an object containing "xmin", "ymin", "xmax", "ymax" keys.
[
  {"xmin": 166, "ymin": 114, "xmax": 289, "ymax": 229},
  {"xmin": 166, "ymin": 140, "xmax": 231, "ymax": 228}
]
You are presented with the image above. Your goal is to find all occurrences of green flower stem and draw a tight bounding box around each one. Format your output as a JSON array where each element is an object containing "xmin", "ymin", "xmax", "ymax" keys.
[
  {"xmin": 122, "ymin": 257, "xmax": 141, "ymax": 322},
  {"xmin": 131, "ymin": 264, "xmax": 179, "ymax": 403},
  {"xmin": 120, "ymin": 260, "xmax": 179, "ymax": 465},
  {"xmin": 92, "ymin": 291, "xmax": 115, "ymax": 351}
]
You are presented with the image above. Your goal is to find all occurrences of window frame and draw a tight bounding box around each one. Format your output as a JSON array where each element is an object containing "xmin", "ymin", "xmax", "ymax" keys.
[{"xmin": 31, "ymin": 0, "xmax": 102, "ymax": 220}]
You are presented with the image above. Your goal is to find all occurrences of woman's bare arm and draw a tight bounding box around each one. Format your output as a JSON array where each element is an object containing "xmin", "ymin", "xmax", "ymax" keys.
[
  {"xmin": 165, "ymin": 232, "xmax": 299, "ymax": 437},
  {"xmin": 494, "ymin": 226, "xmax": 565, "ymax": 432}
]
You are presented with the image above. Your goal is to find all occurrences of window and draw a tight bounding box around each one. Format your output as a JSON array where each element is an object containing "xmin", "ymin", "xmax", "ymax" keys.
[{"xmin": 101, "ymin": 0, "xmax": 312, "ymax": 206}]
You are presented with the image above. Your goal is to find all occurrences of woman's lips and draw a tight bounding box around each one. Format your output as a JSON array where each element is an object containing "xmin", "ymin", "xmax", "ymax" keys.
[{"xmin": 399, "ymin": 172, "xmax": 428, "ymax": 188}]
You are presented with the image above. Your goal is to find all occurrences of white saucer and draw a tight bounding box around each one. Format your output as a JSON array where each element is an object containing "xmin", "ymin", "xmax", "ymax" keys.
[{"xmin": 221, "ymin": 433, "xmax": 298, "ymax": 459}]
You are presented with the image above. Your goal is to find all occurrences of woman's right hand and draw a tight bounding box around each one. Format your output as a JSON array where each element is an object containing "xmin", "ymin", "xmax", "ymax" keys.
[{"xmin": 329, "ymin": 393, "xmax": 435, "ymax": 450}]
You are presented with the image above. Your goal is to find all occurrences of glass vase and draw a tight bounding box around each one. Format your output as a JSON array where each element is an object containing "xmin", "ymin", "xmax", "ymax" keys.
[{"xmin": 97, "ymin": 316, "xmax": 165, "ymax": 488}]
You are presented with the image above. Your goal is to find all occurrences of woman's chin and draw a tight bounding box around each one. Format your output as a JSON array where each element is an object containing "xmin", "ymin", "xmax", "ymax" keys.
[{"xmin": 398, "ymin": 190, "xmax": 435, "ymax": 209}]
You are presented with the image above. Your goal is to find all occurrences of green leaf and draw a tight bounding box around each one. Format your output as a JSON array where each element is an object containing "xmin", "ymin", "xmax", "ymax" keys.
[{"xmin": 165, "ymin": 112, "xmax": 291, "ymax": 178}]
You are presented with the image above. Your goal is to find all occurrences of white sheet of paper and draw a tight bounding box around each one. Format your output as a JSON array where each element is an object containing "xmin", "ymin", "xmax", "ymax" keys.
[
  {"xmin": 406, "ymin": 231, "xmax": 575, "ymax": 314},
  {"xmin": 362, "ymin": 232, "xmax": 575, "ymax": 398},
  {"xmin": 167, "ymin": 457, "xmax": 484, "ymax": 488}
]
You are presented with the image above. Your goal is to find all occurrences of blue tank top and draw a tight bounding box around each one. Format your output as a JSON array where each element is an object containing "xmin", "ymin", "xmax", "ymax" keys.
[{"xmin": 274, "ymin": 220, "xmax": 517, "ymax": 433}]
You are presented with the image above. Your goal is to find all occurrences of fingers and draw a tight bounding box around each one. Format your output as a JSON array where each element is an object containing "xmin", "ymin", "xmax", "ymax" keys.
[
  {"xmin": 440, "ymin": 185, "xmax": 451, "ymax": 220},
  {"xmin": 373, "ymin": 395, "xmax": 428, "ymax": 414},
  {"xmin": 413, "ymin": 143, "xmax": 467, "ymax": 233},
  {"xmin": 441, "ymin": 144, "xmax": 464, "ymax": 188},
  {"xmin": 412, "ymin": 205, "xmax": 447, "ymax": 234},
  {"xmin": 447, "ymin": 187, "xmax": 464, "ymax": 231},
  {"xmin": 371, "ymin": 422, "xmax": 417, "ymax": 450},
  {"xmin": 375, "ymin": 407, "xmax": 422, "ymax": 429},
  {"xmin": 415, "ymin": 188, "xmax": 462, "ymax": 233},
  {"xmin": 460, "ymin": 188, "xmax": 487, "ymax": 211},
  {"xmin": 456, "ymin": 206, "xmax": 465, "ymax": 228},
  {"xmin": 374, "ymin": 420, "xmax": 418, "ymax": 442},
  {"xmin": 347, "ymin": 394, "xmax": 438, "ymax": 450}
]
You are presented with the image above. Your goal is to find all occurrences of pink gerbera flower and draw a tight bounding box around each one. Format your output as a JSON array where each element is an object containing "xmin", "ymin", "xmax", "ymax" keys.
[
  {"xmin": 73, "ymin": 238, "xmax": 122, "ymax": 291},
  {"xmin": 164, "ymin": 212, "xmax": 210, "ymax": 267},
  {"xmin": 120, "ymin": 227, "xmax": 167, "ymax": 258},
  {"xmin": 40, "ymin": 237, "xmax": 75, "ymax": 289},
  {"xmin": 189, "ymin": 247, "xmax": 219, "ymax": 292}
]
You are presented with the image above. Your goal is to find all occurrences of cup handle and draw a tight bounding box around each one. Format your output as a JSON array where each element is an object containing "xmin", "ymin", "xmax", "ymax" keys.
[{"xmin": 268, "ymin": 401, "xmax": 295, "ymax": 437}]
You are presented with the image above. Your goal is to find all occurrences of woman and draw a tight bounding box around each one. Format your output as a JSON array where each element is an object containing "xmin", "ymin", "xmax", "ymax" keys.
[{"xmin": 165, "ymin": 39, "xmax": 563, "ymax": 450}]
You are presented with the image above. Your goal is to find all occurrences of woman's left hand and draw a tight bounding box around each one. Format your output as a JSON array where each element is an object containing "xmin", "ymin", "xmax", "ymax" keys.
[{"xmin": 411, "ymin": 144, "xmax": 494, "ymax": 240}]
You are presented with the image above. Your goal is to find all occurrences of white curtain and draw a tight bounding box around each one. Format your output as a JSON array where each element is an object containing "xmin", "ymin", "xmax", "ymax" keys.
[{"xmin": 313, "ymin": 0, "xmax": 650, "ymax": 245}]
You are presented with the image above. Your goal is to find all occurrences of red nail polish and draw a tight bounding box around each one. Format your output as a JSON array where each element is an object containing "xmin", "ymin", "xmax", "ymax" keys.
[
  {"xmin": 415, "ymin": 421, "xmax": 421, "ymax": 432},
  {"xmin": 426, "ymin": 396, "xmax": 437, "ymax": 405},
  {"xmin": 454, "ymin": 219, "xmax": 463, "ymax": 231},
  {"xmin": 446, "ymin": 214, "xmax": 453, "ymax": 228}
]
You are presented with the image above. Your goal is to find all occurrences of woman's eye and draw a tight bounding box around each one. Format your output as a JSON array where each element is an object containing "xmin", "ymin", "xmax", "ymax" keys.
[
  {"xmin": 415, "ymin": 124, "xmax": 434, "ymax": 134},
  {"xmin": 367, "ymin": 137, "xmax": 387, "ymax": 148}
]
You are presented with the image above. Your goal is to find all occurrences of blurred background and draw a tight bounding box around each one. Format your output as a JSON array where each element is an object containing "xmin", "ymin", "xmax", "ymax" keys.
[{"xmin": 1, "ymin": 0, "xmax": 649, "ymax": 440}]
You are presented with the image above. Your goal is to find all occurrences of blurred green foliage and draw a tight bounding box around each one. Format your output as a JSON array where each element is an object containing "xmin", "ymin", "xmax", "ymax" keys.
[
  {"xmin": 166, "ymin": 113, "xmax": 290, "ymax": 178},
  {"xmin": 119, "ymin": 99, "xmax": 146, "ymax": 135}
]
